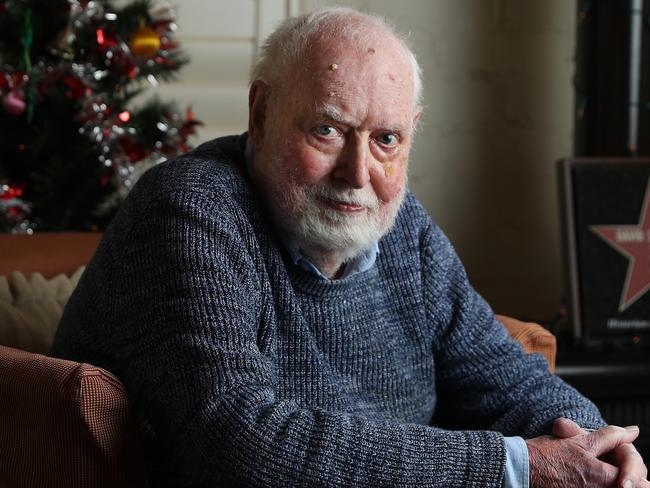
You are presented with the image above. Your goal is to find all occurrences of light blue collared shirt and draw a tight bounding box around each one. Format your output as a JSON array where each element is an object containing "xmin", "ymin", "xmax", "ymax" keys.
[
  {"xmin": 283, "ymin": 238, "xmax": 379, "ymax": 280},
  {"xmin": 248, "ymin": 135, "xmax": 528, "ymax": 487}
]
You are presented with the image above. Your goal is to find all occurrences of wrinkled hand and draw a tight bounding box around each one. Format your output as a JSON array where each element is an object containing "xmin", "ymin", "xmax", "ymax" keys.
[
  {"xmin": 526, "ymin": 418, "xmax": 649, "ymax": 488},
  {"xmin": 551, "ymin": 418, "xmax": 649, "ymax": 488}
]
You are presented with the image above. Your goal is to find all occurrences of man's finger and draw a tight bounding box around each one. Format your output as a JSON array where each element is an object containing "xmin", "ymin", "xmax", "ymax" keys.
[
  {"xmin": 589, "ymin": 457, "xmax": 620, "ymax": 486},
  {"xmin": 552, "ymin": 417, "xmax": 586, "ymax": 439},
  {"xmin": 585, "ymin": 425, "xmax": 640, "ymax": 457},
  {"xmin": 613, "ymin": 443, "xmax": 648, "ymax": 488}
]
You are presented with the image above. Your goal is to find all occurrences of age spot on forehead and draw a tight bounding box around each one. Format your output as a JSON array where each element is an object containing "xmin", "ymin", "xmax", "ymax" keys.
[{"xmin": 387, "ymin": 72, "xmax": 407, "ymax": 93}]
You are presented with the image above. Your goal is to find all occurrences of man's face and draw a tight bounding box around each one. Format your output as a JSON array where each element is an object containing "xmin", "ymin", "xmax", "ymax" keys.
[{"xmin": 250, "ymin": 35, "xmax": 418, "ymax": 260}]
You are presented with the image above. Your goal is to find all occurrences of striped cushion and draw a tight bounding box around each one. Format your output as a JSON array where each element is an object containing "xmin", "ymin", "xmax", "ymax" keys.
[{"xmin": 0, "ymin": 268, "xmax": 84, "ymax": 354}]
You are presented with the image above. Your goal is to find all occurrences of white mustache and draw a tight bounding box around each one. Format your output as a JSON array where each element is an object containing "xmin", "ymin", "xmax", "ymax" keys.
[{"xmin": 311, "ymin": 185, "xmax": 381, "ymax": 209}]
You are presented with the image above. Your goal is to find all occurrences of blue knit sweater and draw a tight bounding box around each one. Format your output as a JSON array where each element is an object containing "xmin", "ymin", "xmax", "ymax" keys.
[{"xmin": 50, "ymin": 134, "xmax": 605, "ymax": 487}]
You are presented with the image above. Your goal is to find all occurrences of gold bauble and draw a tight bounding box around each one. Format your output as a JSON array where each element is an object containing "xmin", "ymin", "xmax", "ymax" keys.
[{"xmin": 130, "ymin": 26, "xmax": 161, "ymax": 57}]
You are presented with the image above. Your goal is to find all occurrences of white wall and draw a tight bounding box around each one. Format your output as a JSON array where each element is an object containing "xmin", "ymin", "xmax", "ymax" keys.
[
  {"xmin": 151, "ymin": 1, "xmax": 288, "ymax": 139},
  {"xmin": 159, "ymin": 0, "xmax": 578, "ymax": 320}
]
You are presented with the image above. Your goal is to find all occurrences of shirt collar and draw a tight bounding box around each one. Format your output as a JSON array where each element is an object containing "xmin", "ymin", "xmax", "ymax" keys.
[{"xmin": 282, "ymin": 237, "xmax": 379, "ymax": 280}]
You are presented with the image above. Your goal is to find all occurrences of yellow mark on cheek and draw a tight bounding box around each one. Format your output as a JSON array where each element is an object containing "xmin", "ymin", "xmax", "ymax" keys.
[
  {"xmin": 384, "ymin": 164, "xmax": 394, "ymax": 177},
  {"xmin": 329, "ymin": 63, "xmax": 339, "ymax": 71},
  {"xmin": 328, "ymin": 91, "xmax": 335, "ymax": 97}
]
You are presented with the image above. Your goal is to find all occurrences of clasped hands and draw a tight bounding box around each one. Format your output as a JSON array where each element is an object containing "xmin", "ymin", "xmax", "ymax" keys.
[{"xmin": 527, "ymin": 418, "xmax": 649, "ymax": 488}]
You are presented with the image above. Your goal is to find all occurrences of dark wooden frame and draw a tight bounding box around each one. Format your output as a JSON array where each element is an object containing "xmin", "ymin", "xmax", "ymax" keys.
[{"xmin": 557, "ymin": 157, "xmax": 650, "ymax": 344}]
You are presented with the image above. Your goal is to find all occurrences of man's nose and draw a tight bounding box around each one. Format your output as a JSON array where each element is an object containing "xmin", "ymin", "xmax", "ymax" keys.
[{"xmin": 334, "ymin": 136, "xmax": 370, "ymax": 189}]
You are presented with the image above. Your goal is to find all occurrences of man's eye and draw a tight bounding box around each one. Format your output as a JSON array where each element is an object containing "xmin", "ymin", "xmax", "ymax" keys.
[
  {"xmin": 377, "ymin": 132, "xmax": 398, "ymax": 147},
  {"xmin": 314, "ymin": 125, "xmax": 338, "ymax": 137}
]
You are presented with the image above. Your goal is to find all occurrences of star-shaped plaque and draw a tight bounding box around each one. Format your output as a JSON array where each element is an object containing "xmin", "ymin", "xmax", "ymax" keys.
[{"xmin": 591, "ymin": 178, "xmax": 650, "ymax": 312}]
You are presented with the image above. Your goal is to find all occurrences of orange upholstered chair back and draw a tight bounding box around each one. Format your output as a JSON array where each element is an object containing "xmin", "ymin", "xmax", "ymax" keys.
[
  {"xmin": 0, "ymin": 232, "xmax": 102, "ymax": 278},
  {"xmin": 0, "ymin": 345, "xmax": 146, "ymax": 487}
]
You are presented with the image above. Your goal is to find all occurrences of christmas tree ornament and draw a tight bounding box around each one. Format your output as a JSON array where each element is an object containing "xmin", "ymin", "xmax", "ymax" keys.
[
  {"xmin": 96, "ymin": 28, "xmax": 106, "ymax": 45},
  {"xmin": 130, "ymin": 24, "xmax": 161, "ymax": 58},
  {"xmin": 159, "ymin": 37, "xmax": 180, "ymax": 51},
  {"xmin": 96, "ymin": 28, "xmax": 117, "ymax": 48},
  {"xmin": 2, "ymin": 89, "xmax": 26, "ymax": 116}
]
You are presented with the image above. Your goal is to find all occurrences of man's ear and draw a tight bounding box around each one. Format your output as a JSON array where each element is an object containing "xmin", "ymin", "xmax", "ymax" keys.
[
  {"xmin": 412, "ymin": 108, "xmax": 422, "ymax": 131},
  {"xmin": 248, "ymin": 80, "xmax": 270, "ymax": 146}
]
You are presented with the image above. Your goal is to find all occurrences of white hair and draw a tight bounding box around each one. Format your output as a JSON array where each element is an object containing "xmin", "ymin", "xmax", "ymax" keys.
[{"xmin": 251, "ymin": 7, "xmax": 423, "ymax": 108}]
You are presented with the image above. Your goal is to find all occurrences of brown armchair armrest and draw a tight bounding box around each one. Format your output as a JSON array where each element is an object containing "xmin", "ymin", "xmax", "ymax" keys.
[{"xmin": 496, "ymin": 314, "xmax": 557, "ymax": 373}]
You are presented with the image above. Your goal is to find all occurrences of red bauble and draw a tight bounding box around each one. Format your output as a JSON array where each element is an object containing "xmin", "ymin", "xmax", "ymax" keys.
[{"xmin": 2, "ymin": 89, "xmax": 26, "ymax": 116}]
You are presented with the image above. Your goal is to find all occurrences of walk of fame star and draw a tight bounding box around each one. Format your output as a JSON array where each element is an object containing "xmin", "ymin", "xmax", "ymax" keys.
[{"xmin": 591, "ymin": 178, "xmax": 650, "ymax": 312}]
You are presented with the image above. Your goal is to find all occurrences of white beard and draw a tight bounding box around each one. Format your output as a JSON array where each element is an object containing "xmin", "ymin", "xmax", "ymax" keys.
[{"xmin": 272, "ymin": 178, "xmax": 405, "ymax": 264}]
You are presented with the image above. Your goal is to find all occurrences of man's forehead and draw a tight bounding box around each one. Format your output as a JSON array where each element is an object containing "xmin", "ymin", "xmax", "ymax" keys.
[
  {"xmin": 308, "ymin": 34, "xmax": 410, "ymax": 74},
  {"xmin": 287, "ymin": 39, "xmax": 414, "ymax": 103}
]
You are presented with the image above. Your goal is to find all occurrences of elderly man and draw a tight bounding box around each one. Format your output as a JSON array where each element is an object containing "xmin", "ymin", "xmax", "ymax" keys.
[{"xmin": 51, "ymin": 7, "xmax": 648, "ymax": 488}]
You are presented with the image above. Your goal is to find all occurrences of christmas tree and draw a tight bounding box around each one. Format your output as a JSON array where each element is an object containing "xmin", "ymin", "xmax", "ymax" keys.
[{"xmin": 0, "ymin": 0, "xmax": 201, "ymax": 233}]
